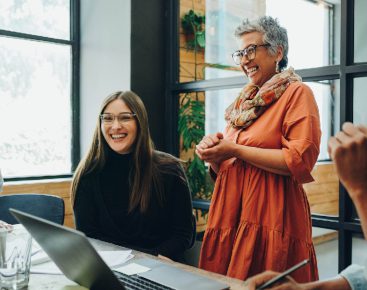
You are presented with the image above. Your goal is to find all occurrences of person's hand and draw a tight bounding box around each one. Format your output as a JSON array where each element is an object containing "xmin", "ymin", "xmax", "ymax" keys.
[
  {"xmin": 0, "ymin": 220, "xmax": 13, "ymax": 232},
  {"xmin": 246, "ymin": 271, "xmax": 307, "ymax": 290},
  {"xmin": 196, "ymin": 133, "xmax": 225, "ymax": 172},
  {"xmin": 196, "ymin": 132, "xmax": 223, "ymax": 152},
  {"xmin": 328, "ymin": 122, "xmax": 367, "ymax": 200},
  {"xmin": 246, "ymin": 271, "xmax": 278, "ymax": 290},
  {"xmin": 196, "ymin": 138, "xmax": 236, "ymax": 164},
  {"xmin": 158, "ymin": 254, "xmax": 172, "ymax": 262}
]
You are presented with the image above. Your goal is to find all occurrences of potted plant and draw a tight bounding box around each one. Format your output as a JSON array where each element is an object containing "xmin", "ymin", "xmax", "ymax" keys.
[
  {"xmin": 181, "ymin": 9, "xmax": 205, "ymax": 50},
  {"xmin": 179, "ymin": 9, "xmax": 213, "ymax": 236},
  {"xmin": 178, "ymin": 93, "xmax": 213, "ymax": 236}
]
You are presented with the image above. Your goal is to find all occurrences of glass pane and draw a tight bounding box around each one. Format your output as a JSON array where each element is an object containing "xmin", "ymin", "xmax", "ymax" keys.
[
  {"xmin": 304, "ymin": 80, "xmax": 339, "ymax": 217},
  {"xmin": 352, "ymin": 234, "xmax": 367, "ymax": 266},
  {"xmin": 354, "ymin": 0, "xmax": 367, "ymax": 63},
  {"xmin": 266, "ymin": 0, "xmax": 340, "ymax": 69},
  {"xmin": 313, "ymin": 227, "xmax": 339, "ymax": 279},
  {"xmin": 305, "ymin": 79, "xmax": 340, "ymax": 161},
  {"xmin": 205, "ymin": 88, "xmax": 240, "ymax": 134},
  {"xmin": 179, "ymin": 0, "xmax": 340, "ymax": 82},
  {"xmin": 0, "ymin": 37, "xmax": 72, "ymax": 178},
  {"xmin": 179, "ymin": 0, "xmax": 246, "ymax": 82},
  {"xmin": 354, "ymin": 77, "xmax": 367, "ymax": 125},
  {"xmin": 0, "ymin": 0, "xmax": 70, "ymax": 39},
  {"xmin": 351, "ymin": 72, "xmax": 366, "ymax": 219}
]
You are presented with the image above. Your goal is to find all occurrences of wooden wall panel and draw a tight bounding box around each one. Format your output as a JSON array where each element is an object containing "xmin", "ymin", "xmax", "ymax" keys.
[
  {"xmin": 304, "ymin": 163, "xmax": 339, "ymax": 216},
  {"xmin": 179, "ymin": 49, "xmax": 205, "ymax": 81},
  {"xmin": 1, "ymin": 163, "xmax": 339, "ymax": 233},
  {"xmin": 179, "ymin": 0, "xmax": 205, "ymax": 82},
  {"xmin": 180, "ymin": 49, "xmax": 205, "ymax": 63},
  {"xmin": 1, "ymin": 179, "xmax": 74, "ymax": 228},
  {"xmin": 180, "ymin": 62, "xmax": 206, "ymax": 80},
  {"xmin": 179, "ymin": 0, "xmax": 205, "ymax": 17}
]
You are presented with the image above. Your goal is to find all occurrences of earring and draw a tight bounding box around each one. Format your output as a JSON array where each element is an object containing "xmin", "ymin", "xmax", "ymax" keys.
[{"xmin": 275, "ymin": 61, "xmax": 280, "ymax": 73}]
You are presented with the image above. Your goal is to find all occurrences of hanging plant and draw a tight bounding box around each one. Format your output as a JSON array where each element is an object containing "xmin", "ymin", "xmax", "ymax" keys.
[
  {"xmin": 178, "ymin": 95, "xmax": 205, "ymax": 151},
  {"xmin": 181, "ymin": 9, "xmax": 205, "ymax": 49},
  {"xmin": 178, "ymin": 94, "xmax": 213, "ymax": 200}
]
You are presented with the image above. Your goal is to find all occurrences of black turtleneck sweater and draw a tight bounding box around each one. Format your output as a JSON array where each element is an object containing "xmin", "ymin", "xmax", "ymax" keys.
[{"xmin": 73, "ymin": 149, "xmax": 194, "ymax": 261}]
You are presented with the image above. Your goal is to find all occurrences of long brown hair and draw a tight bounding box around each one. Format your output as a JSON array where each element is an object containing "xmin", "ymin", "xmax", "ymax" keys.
[{"xmin": 71, "ymin": 91, "xmax": 185, "ymax": 213}]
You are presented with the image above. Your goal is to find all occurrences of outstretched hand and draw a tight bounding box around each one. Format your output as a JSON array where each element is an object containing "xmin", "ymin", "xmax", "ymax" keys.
[
  {"xmin": 246, "ymin": 271, "xmax": 306, "ymax": 290},
  {"xmin": 328, "ymin": 122, "xmax": 367, "ymax": 200}
]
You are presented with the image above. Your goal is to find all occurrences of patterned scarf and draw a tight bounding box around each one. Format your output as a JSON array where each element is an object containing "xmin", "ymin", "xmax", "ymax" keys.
[{"xmin": 225, "ymin": 67, "xmax": 302, "ymax": 129}]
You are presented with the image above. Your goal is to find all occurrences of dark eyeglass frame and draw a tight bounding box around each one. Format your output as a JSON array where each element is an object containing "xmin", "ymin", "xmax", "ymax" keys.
[
  {"xmin": 232, "ymin": 43, "xmax": 271, "ymax": 65},
  {"xmin": 100, "ymin": 112, "xmax": 136, "ymax": 124}
]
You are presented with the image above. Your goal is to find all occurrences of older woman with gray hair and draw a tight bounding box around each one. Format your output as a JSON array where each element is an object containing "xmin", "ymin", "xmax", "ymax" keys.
[{"xmin": 196, "ymin": 16, "xmax": 320, "ymax": 282}]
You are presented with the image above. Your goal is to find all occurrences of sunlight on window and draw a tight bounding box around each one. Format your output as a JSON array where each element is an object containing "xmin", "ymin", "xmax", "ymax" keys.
[
  {"xmin": 202, "ymin": 0, "xmax": 339, "ymax": 161},
  {"xmin": 0, "ymin": 0, "xmax": 70, "ymax": 39},
  {"xmin": 205, "ymin": 88, "xmax": 240, "ymax": 134},
  {"xmin": 0, "ymin": 37, "xmax": 71, "ymax": 178},
  {"xmin": 266, "ymin": 0, "xmax": 335, "ymax": 69},
  {"xmin": 354, "ymin": 77, "xmax": 367, "ymax": 125},
  {"xmin": 306, "ymin": 80, "xmax": 338, "ymax": 161}
]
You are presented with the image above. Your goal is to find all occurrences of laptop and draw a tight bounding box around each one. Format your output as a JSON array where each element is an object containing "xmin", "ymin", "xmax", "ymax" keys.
[{"xmin": 10, "ymin": 208, "xmax": 229, "ymax": 290}]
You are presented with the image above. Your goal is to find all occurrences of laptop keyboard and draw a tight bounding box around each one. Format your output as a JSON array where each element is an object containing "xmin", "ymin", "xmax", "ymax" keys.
[{"xmin": 114, "ymin": 271, "xmax": 174, "ymax": 290}]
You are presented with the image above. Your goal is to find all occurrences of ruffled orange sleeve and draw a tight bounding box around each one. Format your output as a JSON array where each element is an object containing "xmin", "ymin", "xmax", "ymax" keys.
[{"xmin": 281, "ymin": 83, "xmax": 321, "ymax": 184}]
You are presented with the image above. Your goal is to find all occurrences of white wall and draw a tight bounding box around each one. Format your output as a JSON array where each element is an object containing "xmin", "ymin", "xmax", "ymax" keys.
[{"xmin": 80, "ymin": 0, "xmax": 131, "ymax": 156}]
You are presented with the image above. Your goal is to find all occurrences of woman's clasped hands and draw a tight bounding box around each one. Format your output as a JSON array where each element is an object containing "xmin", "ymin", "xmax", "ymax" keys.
[{"xmin": 195, "ymin": 132, "xmax": 236, "ymax": 165}]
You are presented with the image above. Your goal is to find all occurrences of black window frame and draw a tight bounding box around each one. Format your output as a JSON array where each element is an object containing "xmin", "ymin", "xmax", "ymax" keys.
[
  {"xmin": 0, "ymin": 0, "xmax": 80, "ymax": 182},
  {"xmin": 166, "ymin": 0, "xmax": 366, "ymax": 273}
]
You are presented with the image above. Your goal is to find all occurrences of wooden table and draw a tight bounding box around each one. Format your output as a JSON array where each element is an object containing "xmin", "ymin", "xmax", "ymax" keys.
[{"xmin": 27, "ymin": 239, "xmax": 246, "ymax": 289}]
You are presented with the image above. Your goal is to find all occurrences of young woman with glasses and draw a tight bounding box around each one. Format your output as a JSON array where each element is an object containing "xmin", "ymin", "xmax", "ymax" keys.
[
  {"xmin": 196, "ymin": 16, "xmax": 321, "ymax": 282},
  {"xmin": 71, "ymin": 91, "xmax": 194, "ymax": 261}
]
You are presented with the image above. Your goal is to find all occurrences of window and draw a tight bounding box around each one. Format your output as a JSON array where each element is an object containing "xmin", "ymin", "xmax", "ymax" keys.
[
  {"xmin": 0, "ymin": 1, "xmax": 79, "ymax": 179},
  {"xmin": 178, "ymin": 0, "xmax": 338, "ymax": 161},
  {"xmin": 354, "ymin": 0, "xmax": 367, "ymax": 63},
  {"xmin": 168, "ymin": 0, "xmax": 367, "ymax": 274},
  {"xmin": 353, "ymin": 77, "xmax": 367, "ymax": 124}
]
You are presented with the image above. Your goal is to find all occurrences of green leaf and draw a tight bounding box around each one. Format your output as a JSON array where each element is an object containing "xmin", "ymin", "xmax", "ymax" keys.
[
  {"xmin": 178, "ymin": 95, "xmax": 205, "ymax": 150},
  {"xmin": 196, "ymin": 32, "xmax": 205, "ymax": 48},
  {"xmin": 181, "ymin": 9, "xmax": 205, "ymax": 50}
]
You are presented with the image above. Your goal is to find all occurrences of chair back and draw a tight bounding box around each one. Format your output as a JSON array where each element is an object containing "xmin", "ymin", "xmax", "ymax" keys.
[
  {"xmin": 189, "ymin": 213, "xmax": 197, "ymax": 249},
  {"xmin": 0, "ymin": 193, "xmax": 65, "ymax": 225}
]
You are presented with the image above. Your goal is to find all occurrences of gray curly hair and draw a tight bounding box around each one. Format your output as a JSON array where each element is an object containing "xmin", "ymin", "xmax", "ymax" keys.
[{"xmin": 234, "ymin": 16, "xmax": 288, "ymax": 71}]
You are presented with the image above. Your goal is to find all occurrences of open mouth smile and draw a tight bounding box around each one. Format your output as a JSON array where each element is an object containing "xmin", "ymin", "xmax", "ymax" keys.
[{"xmin": 111, "ymin": 133, "xmax": 127, "ymax": 140}]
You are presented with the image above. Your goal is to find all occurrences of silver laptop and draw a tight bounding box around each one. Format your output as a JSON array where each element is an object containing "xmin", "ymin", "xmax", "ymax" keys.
[{"xmin": 10, "ymin": 208, "xmax": 229, "ymax": 290}]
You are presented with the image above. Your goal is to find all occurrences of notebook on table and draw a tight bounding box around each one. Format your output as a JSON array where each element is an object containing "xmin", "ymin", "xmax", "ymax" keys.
[{"xmin": 10, "ymin": 208, "xmax": 229, "ymax": 290}]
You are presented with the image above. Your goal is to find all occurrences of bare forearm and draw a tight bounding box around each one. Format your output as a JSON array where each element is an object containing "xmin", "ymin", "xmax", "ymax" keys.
[
  {"xmin": 303, "ymin": 276, "xmax": 351, "ymax": 290},
  {"xmin": 352, "ymin": 192, "xmax": 367, "ymax": 238},
  {"xmin": 246, "ymin": 272, "xmax": 351, "ymax": 290},
  {"xmin": 232, "ymin": 144, "xmax": 291, "ymax": 176}
]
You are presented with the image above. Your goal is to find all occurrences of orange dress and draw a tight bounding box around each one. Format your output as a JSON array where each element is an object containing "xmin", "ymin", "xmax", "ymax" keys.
[{"xmin": 199, "ymin": 82, "xmax": 321, "ymax": 282}]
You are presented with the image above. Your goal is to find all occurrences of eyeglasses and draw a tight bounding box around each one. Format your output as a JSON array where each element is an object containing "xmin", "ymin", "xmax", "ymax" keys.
[
  {"xmin": 232, "ymin": 44, "xmax": 270, "ymax": 65},
  {"xmin": 100, "ymin": 112, "xmax": 136, "ymax": 125}
]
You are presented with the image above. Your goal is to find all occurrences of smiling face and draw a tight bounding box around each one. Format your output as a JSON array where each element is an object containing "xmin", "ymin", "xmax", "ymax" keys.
[
  {"xmin": 101, "ymin": 99, "xmax": 138, "ymax": 154},
  {"xmin": 239, "ymin": 31, "xmax": 282, "ymax": 87}
]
